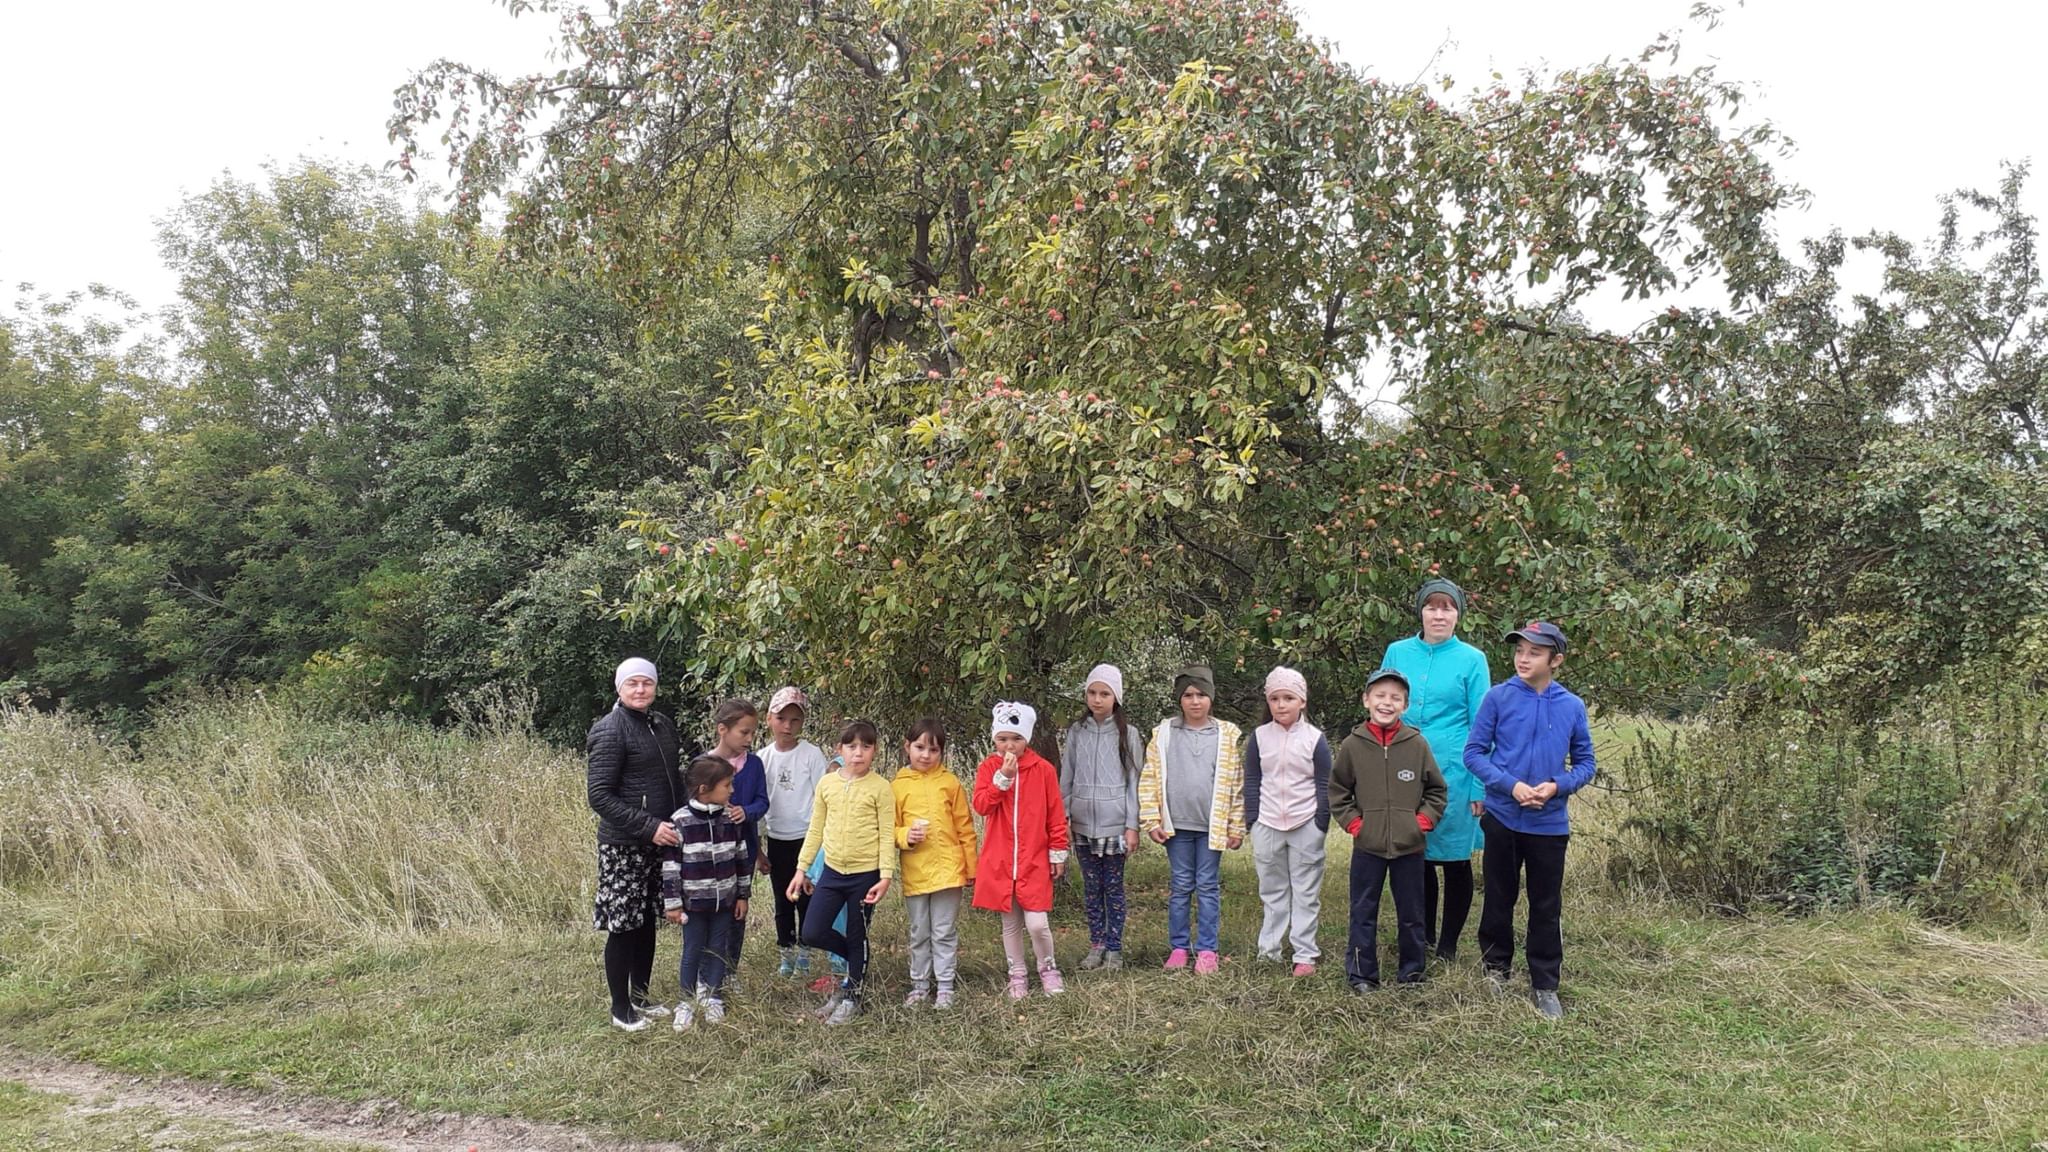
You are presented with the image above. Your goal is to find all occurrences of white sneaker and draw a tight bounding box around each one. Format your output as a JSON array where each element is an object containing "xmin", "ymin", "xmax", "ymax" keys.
[
  {"xmin": 610, "ymin": 1011, "xmax": 650, "ymax": 1033},
  {"xmin": 702, "ymin": 997, "xmax": 726, "ymax": 1024},
  {"xmin": 670, "ymin": 1001, "xmax": 696, "ymax": 1031},
  {"xmin": 824, "ymin": 996, "xmax": 860, "ymax": 1026}
]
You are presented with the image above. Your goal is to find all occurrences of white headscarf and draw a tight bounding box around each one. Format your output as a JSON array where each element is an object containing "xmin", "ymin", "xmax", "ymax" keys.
[{"xmin": 614, "ymin": 657, "xmax": 659, "ymax": 693}]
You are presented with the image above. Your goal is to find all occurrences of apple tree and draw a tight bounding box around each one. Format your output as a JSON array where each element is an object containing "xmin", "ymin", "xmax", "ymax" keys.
[{"xmin": 396, "ymin": 0, "xmax": 1792, "ymax": 720}]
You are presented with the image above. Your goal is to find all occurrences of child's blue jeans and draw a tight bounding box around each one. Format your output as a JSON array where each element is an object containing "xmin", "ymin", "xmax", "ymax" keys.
[
  {"xmin": 1164, "ymin": 830, "xmax": 1222, "ymax": 953},
  {"xmin": 678, "ymin": 905, "xmax": 736, "ymax": 999}
]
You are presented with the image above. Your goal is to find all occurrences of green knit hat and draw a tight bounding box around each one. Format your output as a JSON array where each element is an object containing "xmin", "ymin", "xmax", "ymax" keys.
[
  {"xmin": 1415, "ymin": 578, "xmax": 1467, "ymax": 618},
  {"xmin": 1172, "ymin": 664, "xmax": 1216, "ymax": 700}
]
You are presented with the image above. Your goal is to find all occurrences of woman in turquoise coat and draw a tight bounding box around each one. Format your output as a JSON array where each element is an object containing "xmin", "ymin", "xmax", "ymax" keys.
[{"xmin": 1380, "ymin": 578, "xmax": 1490, "ymax": 961}]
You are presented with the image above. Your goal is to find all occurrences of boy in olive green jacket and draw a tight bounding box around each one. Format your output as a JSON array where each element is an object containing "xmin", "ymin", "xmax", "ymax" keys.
[{"xmin": 1331, "ymin": 668, "xmax": 1448, "ymax": 991}]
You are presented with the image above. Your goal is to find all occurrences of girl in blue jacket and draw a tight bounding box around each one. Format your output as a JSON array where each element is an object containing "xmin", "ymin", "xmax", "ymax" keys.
[
  {"xmin": 708, "ymin": 698, "xmax": 772, "ymax": 976},
  {"xmin": 1380, "ymin": 578, "xmax": 1490, "ymax": 961},
  {"xmin": 1463, "ymin": 620, "xmax": 1595, "ymax": 1020}
]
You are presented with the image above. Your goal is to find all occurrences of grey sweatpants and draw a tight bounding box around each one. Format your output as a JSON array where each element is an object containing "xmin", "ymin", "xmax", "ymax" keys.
[
  {"xmin": 905, "ymin": 888, "xmax": 963, "ymax": 990},
  {"xmin": 1253, "ymin": 820, "xmax": 1327, "ymax": 962}
]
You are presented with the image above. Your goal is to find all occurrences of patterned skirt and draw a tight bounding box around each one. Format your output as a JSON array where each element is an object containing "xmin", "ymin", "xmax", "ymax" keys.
[{"xmin": 592, "ymin": 842, "xmax": 664, "ymax": 933}]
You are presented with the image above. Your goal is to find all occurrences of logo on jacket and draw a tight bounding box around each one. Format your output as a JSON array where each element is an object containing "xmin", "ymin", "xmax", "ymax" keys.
[{"xmin": 1397, "ymin": 770, "xmax": 1416, "ymax": 782}]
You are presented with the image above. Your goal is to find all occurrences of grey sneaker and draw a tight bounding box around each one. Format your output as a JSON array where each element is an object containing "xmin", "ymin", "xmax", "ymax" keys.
[
  {"xmin": 670, "ymin": 1001, "xmax": 696, "ymax": 1032},
  {"xmin": 1080, "ymin": 946, "xmax": 1106, "ymax": 971},
  {"xmin": 701, "ymin": 997, "xmax": 726, "ymax": 1024},
  {"xmin": 933, "ymin": 987, "xmax": 956, "ymax": 1010},
  {"xmin": 813, "ymin": 988, "xmax": 846, "ymax": 1020},
  {"xmin": 1486, "ymin": 969, "xmax": 1511, "ymax": 998},
  {"xmin": 1532, "ymin": 990, "xmax": 1564, "ymax": 1020},
  {"xmin": 824, "ymin": 996, "xmax": 861, "ymax": 1026},
  {"xmin": 1101, "ymin": 950, "xmax": 1124, "ymax": 971}
]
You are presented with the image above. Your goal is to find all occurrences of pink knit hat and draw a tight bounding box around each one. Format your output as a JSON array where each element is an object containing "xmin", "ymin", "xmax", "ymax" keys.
[{"xmin": 1264, "ymin": 665, "xmax": 1308, "ymax": 701}]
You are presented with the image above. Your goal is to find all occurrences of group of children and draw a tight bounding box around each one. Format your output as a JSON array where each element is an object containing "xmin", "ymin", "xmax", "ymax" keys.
[{"xmin": 641, "ymin": 613, "xmax": 1595, "ymax": 1028}]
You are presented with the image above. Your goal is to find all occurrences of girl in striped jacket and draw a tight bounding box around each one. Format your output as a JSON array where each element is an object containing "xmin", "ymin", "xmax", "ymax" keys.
[{"xmin": 661, "ymin": 756, "xmax": 753, "ymax": 1029}]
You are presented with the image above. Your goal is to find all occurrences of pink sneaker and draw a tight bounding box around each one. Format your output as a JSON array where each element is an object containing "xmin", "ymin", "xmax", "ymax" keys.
[
  {"xmin": 1006, "ymin": 969, "xmax": 1030, "ymax": 1000},
  {"xmin": 1039, "ymin": 963, "xmax": 1065, "ymax": 996},
  {"xmin": 1194, "ymin": 950, "xmax": 1220, "ymax": 975},
  {"xmin": 1292, "ymin": 962, "xmax": 1316, "ymax": 978},
  {"xmin": 1162, "ymin": 948, "xmax": 1190, "ymax": 971}
]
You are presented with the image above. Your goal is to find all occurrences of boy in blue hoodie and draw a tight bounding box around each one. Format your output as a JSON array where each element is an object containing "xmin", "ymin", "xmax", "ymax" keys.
[{"xmin": 1464, "ymin": 620, "xmax": 1595, "ymax": 1020}]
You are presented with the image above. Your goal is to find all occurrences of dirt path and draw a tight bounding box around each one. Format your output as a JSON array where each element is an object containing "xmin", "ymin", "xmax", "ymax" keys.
[{"xmin": 0, "ymin": 1049, "xmax": 695, "ymax": 1152}]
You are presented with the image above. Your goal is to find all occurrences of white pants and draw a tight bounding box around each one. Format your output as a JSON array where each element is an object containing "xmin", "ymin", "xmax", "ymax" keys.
[
  {"xmin": 1253, "ymin": 820, "xmax": 1327, "ymax": 962},
  {"xmin": 905, "ymin": 889, "xmax": 962, "ymax": 990},
  {"xmin": 1000, "ymin": 906, "xmax": 1055, "ymax": 974}
]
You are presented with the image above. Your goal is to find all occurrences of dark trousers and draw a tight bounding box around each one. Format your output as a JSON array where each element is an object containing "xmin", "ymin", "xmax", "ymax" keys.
[
  {"xmin": 679, "ymin": 906, "xmax": 737, "ymax": 998},
  {"xmin": 801, "ymin": 865, "xmax": 879, "ymax": 992},
  {"xmin": 1424, "ymin": 859, "xmax": 1475, "ymax": 958},
  {"xmin": 1477, "ymin": 813, "xmax": 1570, "ymax": 991},
  {"xmin": 1346, "ymin": 847, "xmax": 1426, "ymax": 986},
  {"xmin": 767, "ymin": 836, "xmax": 810, "ymax": 948}
]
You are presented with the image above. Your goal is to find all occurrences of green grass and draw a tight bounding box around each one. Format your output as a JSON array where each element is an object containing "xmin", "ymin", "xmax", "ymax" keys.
[
  {"xmin": 5, "ymin": 704, "xmax": 2045, "ymax": 1149},
  {"xmin": 0, "ymin": 1080, "xmax": 381, "ymax": 1151},
  {"xmin": 4, "ymin": 852, "xmax": 2045, "ymax": 1151}
]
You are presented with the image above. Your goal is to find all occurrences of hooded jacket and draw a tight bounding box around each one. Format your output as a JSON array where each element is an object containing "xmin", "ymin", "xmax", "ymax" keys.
[
  {"xmin": 971, "ymin": 748, "xmax": 1071, "ymax": 913},
  {"xmin": 1331, "ymin": 721, "xmax": 1448, "ymax": 859},
  {"xmin": 1059, "ymin": 714, "xmax": 1144, "ymax": 842},
  {"xmin": 1138, "ymin": 718, "xmax": 1247, "ymax": 845},
  {"xmin": 1463, "ymin": 677, "xmax": 1596, "ymax": 836},
  {"xmin": 893, "ymin": 764, "xmax": 979, "ymax": 897}
]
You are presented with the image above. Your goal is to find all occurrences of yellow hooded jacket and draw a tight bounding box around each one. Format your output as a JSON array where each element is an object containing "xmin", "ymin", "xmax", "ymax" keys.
[{"xmin": 892, "ymin": 764, "xmax": 979, "ymax": 897}]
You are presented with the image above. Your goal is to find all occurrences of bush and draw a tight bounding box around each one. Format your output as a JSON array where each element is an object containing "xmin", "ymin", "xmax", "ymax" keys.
[{"xmin": 1606, "ymin": 666, "xmax": 2048, "ymax": 923}]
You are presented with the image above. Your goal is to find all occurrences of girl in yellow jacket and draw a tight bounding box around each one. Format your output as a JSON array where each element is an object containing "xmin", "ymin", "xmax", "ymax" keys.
[{"xmin": 893, "ymin": 717, "xmax": 978, "ymax": 1008}]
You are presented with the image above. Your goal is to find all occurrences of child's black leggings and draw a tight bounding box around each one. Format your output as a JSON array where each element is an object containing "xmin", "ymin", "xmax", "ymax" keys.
[
  {"xmin": 1423, "ymin": 859, "xmax": 1474, "ymax": 958},
  {"xmin": 602, "ymin": 922, "xmax": 659, "ymax": 1020},
  {"xmin": 801, "ymin": 865, "xmax": 879, "ymax": 992}
]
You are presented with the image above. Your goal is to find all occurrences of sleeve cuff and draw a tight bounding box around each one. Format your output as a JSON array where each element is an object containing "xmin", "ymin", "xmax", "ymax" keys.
[
  {"xmin": 994, "ymin": 771, "xmax": 1015, "ymax": 791},
  {"xmin": 1049, "ymin": 850, "xmax": 1069, "ymax": 865}
]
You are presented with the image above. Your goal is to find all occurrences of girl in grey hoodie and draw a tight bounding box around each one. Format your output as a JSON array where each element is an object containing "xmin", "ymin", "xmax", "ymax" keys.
[{"xmin": 1059, "ymin": 663, "xmax": 1144, "ymax": 970}]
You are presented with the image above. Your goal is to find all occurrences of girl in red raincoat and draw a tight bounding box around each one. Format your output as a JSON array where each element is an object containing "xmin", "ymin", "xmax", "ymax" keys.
[{"xmin": 973, "ymin": 700, "xmax": 1072, "ymax": 1000}]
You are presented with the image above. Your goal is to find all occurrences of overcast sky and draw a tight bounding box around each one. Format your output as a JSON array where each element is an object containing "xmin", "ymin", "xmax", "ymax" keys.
[{"xmin": 4, "ymin": 1, "xmax": 2040, "ymax": 316}]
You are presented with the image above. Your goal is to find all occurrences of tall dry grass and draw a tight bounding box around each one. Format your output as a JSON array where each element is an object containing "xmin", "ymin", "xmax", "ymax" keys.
[{"xmin": 0, "ymin": 697, "xmax": 592, "ymax": 979}]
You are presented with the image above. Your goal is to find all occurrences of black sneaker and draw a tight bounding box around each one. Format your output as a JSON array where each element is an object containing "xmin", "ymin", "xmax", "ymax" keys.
[{"xmin": 1349, "ymin": 979, "xmax": 1379, "ymax": 995}]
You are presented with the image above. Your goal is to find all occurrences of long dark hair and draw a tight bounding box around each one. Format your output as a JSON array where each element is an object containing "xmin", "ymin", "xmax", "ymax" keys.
[{"xmin": 1072, "ymin": 697, "xmax": 1137, "ymax": 781}]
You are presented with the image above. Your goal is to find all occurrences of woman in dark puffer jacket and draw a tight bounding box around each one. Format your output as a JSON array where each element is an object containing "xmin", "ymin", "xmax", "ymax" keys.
[{"xmin": 588, "ymin": 657, "xmax": 691, "ymax": 1030}]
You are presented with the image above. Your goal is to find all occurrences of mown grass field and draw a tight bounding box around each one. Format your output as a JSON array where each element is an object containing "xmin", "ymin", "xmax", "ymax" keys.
[{"xmin": 2, "ymin": 703, "xmax": 2045, "ymax": 1150}]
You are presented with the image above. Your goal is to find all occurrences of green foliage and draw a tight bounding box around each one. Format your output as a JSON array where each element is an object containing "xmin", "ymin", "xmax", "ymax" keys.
[
  {"xmin": 1608, "ymin": 663, "xmax": 2048, "ymax": 923},
  {"xmin": 5, "ymin": 161, "xmax": 752, "ymax": 737},
  {"xmin": 396, "ymin": 0, "xmax": 1795, "ymax": 718},
  {"xmin": 1734, "ymin": 165, "xmax": 2048, "ymax": 711},
  {"xmin": 0, "ymin": 292, "xmax": 153, "ymax": 696}
]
